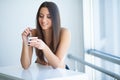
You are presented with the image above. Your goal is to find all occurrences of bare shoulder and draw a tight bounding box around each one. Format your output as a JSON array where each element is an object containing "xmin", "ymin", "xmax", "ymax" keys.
[
  {"xmin": 31, "ymin": 29, "xmax": 37, "ymax": 37},
  {"xmin": 61, "ymin": 27, "xmax": 70, "ymax": 34},
  {"xmin": 60, "ymin": 27, "xmax": 71, "ymax": 39}
]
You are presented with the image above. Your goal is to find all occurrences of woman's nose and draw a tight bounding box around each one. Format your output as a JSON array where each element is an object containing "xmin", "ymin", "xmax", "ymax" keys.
[{"xmin": 42, "ymin": 17, "xmax": 47, "ymax": 22}]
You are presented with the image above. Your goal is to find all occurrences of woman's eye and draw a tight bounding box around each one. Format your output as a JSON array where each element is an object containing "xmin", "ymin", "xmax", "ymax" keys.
[
  {"xmin": 47, "ymin": 15, "xmax": 51, "ymax": 18},
  {"xmin": 39, "ymin": 15, "xmax": 43, "ymax": 18},
  {"xmin": 39, "ymin": 14, "xmax": 51, "ymax": 19}
]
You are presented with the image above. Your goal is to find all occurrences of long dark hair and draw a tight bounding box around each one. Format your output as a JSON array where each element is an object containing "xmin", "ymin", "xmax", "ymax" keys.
[{"xmin": 36, "ymin": 1, "xmax": 61, "ymax": 62}]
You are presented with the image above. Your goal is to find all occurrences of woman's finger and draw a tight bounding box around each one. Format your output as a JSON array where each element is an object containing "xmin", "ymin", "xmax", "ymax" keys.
[{"xmin": 28, "ymin": 37, "xmax": 38, "ymax": 46}]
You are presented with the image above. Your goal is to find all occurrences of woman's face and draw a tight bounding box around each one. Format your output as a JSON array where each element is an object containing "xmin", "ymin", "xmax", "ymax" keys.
[{"xmin": 39, "ymin": 7, "xmax": 52, "ymax": 30}]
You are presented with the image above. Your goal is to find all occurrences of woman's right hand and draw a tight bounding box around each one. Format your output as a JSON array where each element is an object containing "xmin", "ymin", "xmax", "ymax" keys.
[{"xmin": 22, "ymin": 27, "xmax": 31, "ymax": 44}]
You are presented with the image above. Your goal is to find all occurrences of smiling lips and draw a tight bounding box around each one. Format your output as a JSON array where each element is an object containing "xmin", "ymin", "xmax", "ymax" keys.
[{"xmin": 42, "ymin": 23, "xmax": 48, "ymax": 26}]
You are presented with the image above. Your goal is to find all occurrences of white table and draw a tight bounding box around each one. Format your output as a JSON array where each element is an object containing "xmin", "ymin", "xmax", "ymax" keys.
[{"xmin": 0, "ymin": 63, "xmax": 88, "ymax": 80}]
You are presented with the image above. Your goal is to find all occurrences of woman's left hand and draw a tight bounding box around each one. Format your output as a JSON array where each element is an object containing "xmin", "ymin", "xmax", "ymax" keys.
[{"xmin": 28, "ymin": 37, "xmax": 46, "ymax": 50}]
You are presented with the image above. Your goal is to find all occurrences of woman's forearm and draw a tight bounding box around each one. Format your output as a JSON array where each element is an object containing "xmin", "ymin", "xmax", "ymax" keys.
[
  {"xmin": 42, "ymin": 46, "xmax": 65, "ymax": 68},
  {"xmin": 21, "ymin": 42, "xmax": 33, "ymax": 69}
]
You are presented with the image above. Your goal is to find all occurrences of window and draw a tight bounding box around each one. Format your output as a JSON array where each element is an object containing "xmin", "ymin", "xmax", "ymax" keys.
[{"xmin": 83, "ymin": 0, "xmax": 120, "ymax": 80}]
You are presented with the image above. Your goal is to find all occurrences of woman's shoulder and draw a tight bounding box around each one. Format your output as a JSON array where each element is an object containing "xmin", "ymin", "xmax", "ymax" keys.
[
  {"xmin": 60, "ymin": 27, "xmax": 71, "ymax": 39},
  {"xmin": 60, "ymin": 27, "xmax": 71, "ymax": 35}
]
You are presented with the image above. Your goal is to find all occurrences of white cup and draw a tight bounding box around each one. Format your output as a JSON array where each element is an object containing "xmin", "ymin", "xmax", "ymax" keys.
[{"xmin": 28, "ymin": 37, "xmax": 38, "ymax": 46}]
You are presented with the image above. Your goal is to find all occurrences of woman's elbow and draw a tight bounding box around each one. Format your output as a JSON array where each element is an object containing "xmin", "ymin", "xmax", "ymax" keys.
[
  {"xmin": 21, "ymin": 60, "xmax": 31, "ymax": 69},
  {"xmin": 21, "ymin": 63, "xmax": 30, "ymax": 69},
  {"xmin": 52, "ymin": 62, "xmax": 65, "ymax": 69}
]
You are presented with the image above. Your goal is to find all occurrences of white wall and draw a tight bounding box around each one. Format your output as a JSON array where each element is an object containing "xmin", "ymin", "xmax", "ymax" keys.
[{"xmin": 0, "ymin": 0, "xmax": 84, "ymax": 71}]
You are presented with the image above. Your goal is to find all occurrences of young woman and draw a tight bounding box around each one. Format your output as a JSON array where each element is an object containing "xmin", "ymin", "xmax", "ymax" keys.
[{"xmin": 21, "ymin": 1, "xmax": 71, "ymax": 69}]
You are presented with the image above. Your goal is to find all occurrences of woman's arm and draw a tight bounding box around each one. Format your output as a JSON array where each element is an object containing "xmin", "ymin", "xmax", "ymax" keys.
[
  {"xmin": 21, "ymin": 42, "xmax": 33, "ymax": 69},
  {"xmin": 43, "ymin": 28, "xmax": 71, "ymax": 68},
  {"xmin": 20, "ymin": 28, "xmax": 35, "ymax": 69}
]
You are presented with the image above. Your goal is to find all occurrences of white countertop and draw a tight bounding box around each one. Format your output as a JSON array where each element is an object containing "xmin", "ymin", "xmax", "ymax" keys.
[{"xmin": 0, "ymin": 63, "xmax": 88, "ymax": 80}]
